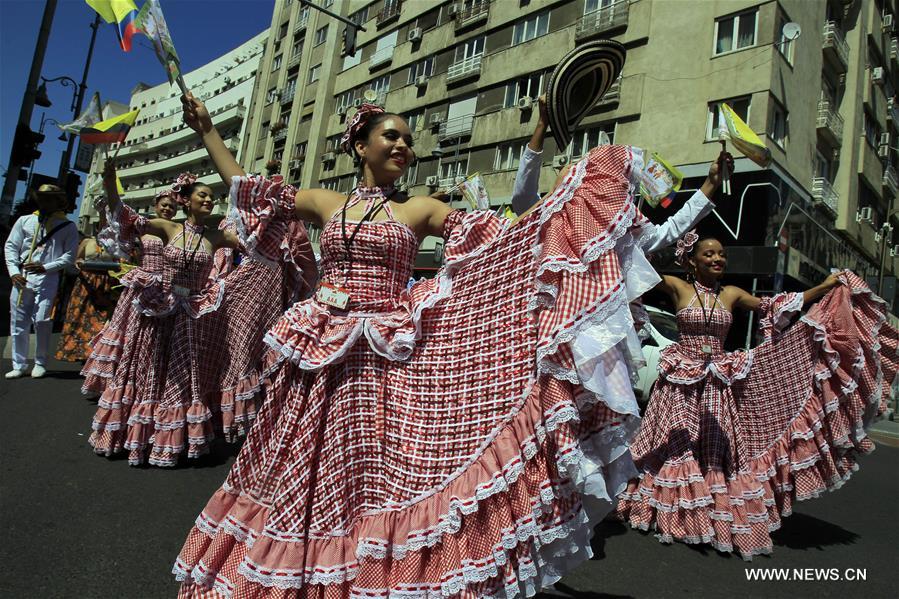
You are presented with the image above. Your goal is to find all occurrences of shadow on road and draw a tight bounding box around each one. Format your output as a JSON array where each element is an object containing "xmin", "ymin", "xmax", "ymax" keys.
[
  {"xmin": 590, "ymin": 518, "xmax": 629, "ymax": 560},
  {"xmin": 537, "ymin": 582, "xmax": 635, "ymax": 599},
  {"xmin": 771, "ymin": 512, "xmax": 859, "ymax": 550}
]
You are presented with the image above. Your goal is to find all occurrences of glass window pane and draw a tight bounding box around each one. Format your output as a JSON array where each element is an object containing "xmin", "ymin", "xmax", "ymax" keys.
[
  {"xmin": 716, "ymin": 17, "xmax": 734, "ymax": 54},
  {"xmin": 737, "ymin": 12, "xmax": 756, "ymax": 48}
]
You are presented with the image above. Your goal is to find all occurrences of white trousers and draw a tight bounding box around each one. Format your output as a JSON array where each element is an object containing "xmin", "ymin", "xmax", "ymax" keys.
[{"xmin": 9, "ymin": 283, "xmax": 57, "ymax": 370}]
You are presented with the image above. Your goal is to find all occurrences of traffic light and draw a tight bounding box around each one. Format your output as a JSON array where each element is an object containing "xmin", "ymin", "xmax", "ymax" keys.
[
  {"xmin": 63, "ymin": 171, "xmax": 82, "ymax": 212},
  {"xmin": 11, "ymin": 123, "xmax": 45, "ymax": 166},
  {"xmin": 343, "ymin": 25, "xmax": 357, "ymax": 57}
]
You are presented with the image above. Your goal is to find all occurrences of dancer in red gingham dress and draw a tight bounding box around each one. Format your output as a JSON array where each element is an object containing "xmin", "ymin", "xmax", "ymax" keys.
[
  {"xmin": 87, "ymin": 162, "xmax": 314, "ymax": 466},
  {"xmin": 81, "ymin": 189, "xmax": 178, "ymax": 397},
  {"xmin": 616, "ymin": 234, "xmax": 899, "ymax": 559},
  {"xmin": 170, "ymin": 93, "xmax": 703, "ymax": 597}
]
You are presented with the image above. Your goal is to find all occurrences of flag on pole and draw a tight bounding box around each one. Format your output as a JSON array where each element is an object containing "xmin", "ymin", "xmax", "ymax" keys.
[
  {"xmin": 639, "ymin": 151, "xmax": 683, "ymax": 209},
  {"xmin": 57, "ymin": 92, "xmax": 103, "ymax": 135},
  {"xmin": 88, "ymin": 173, "xmax": 125, "ymax": 196},
  {"xmin": 457, "ymin": 173, "xmax": 490, "ymax": 211},
  {"xmin": 718, "ymin": 103, "xmax": 771, "ymax": 167},
  {"xmin": 85, "ymin": 0, "xmax": 137, "ymax": 23},
  {"xmin": 80, "ymin": 109, "xmax": 140, "ymax": 144},
  {"xmin": 131, "ymin": 0, "xmax": 184, "ymax": 88},
  {"xmin": 117, "ymin": 9, "xmax": 141, "ymax": 51}
]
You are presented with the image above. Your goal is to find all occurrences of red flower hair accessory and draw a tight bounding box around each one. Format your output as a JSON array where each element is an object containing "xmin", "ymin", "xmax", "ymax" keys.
[
  {"xmin": 339, "ymin": 103, "xmax": 385, "ymax": 156},
  {"xmin": 170, "ymin": 172, "xmax": 198, "ymax": 206},
  {"xmin": 675, "ymin": 229, "xmax": 699, "ymax": 266}
]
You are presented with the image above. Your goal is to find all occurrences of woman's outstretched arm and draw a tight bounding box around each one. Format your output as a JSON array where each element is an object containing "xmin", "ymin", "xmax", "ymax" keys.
[{"xmin": 182, "ymin": 93, "xmax": 245, "ymax": 185}]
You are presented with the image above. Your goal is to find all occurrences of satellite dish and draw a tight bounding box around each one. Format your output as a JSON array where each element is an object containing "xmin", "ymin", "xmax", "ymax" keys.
[
  {"xmin": 363, "ymin": 89, "xmax": 378, "ymax": 102},
  {"xmin": 782, "ymin": 22, "xmax": 801, "ymax": 41}
]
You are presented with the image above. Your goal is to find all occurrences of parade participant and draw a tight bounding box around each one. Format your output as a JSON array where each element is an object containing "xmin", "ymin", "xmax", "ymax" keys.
[
  {"xmin": 5, "ymin": 184, "xmax": 78, "ymax": 379},
  {"xmin": 616, "ymin": 234, "xmax": 899, "ymax": 559},
  {"xmin": 81, "ymin": 189, "xmax": 178, "ymax": 396},
  {"xmin": 173, "ymin": 60, "xmax": 657, "ymax": 594},
  {"xmin": 53, "ymin": 234, "xmax": 122, "ymax": 362}
]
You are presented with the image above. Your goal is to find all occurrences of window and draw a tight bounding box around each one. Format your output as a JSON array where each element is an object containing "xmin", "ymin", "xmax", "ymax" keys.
[
  {"xmin": 279, "ymin": 22, "xmax": 289, "ymax": 40},
  {"xmin": 370, "ymin": 74, "xmax": 391, "ymax": 94},
  {"xmin": 408, "ymin": 57, "xmax": 435, "ymax": 84},
  {"xmin": 440, "ymin": 158, "xmax": 469, "ymax": 182},
  {"xmin": 454, "ymin": 36, "xmax": 485, "ymax": 62},
  {"xmin": 322, "ymin": 0, "xmax": 334, "ymax": 8},
  {"xmin": 568, "ymin": 124, "xmax": 615, "ymax": 157},
  {"xmin": 371, "ymin": 30, "xmax": 399, "ymax": 66},
  {"xmin": 291, "ymin": 40, "xmax": 302, "ymax": 58},
  {"xmin": 294, "ymin": 141, "xmax": 308, "ymax": 158},
  {"xmin": 770, "ymin": 102, "xmax": 787, "ymax": 148},
  {"xmin": 706, "ymin": 97, "xmax": 751, "ymax": 140},
  {"xmin": 512, "ymin": 10, "xmax": 550, "ymax": 45},
  {"xmin": 494, "ymin": 140, "xmax": 528, "ymax": 171},
  {"xmin": 777, "ymin": 13, "xmax": 795, "ymax": 65},
  {"xmin": 398, "ymin": 161, "xmax": 419, "ymax": 186},
  {"xmin": 325, "ymin": 134, "xmax": 342, "ymax": 151},
  {"xmin": 337, "ymin": 89, "xmax": 358, "ymax": 112},
  {"xmin": 271, "ymin": 54, "xmax": 283, "ymax": 71},
  {"xmin": 864, "ymin": 110, "xmax": 881, "ymax": 148},
  {"xmin": 504, "ymin": 72, "xmax": 546, "ymax": 108},
  {"xmin": 266, "ymin": 87, "xmax": 278, "ymax": 104},
  {"xmin": 343, "ymin": 49, "xmax": 362, "ymax": 70},
  {"xmin": 315, "ymin": 25, "xmax": 328, "ymax": 46},
  {"xmin": 309, "ymin": 63, "xmax": 321, "ymax": 83},
  {"xmin": 320, "ymin": 177, "xmax": 339, "ymax": 191},
  {"xmin": 585, "ymin": 0, "xmax": 616, "ymax": 12},
  {"xmin": 814, "ymin": 150, "xmax": 831, "ymax": 182},
  {"xmin": 714, "ymin": 9, "xmax": 757, "ymax": 55},
  {"xmin": 350, "ymin": 6, "xmax": 370, "ymax": 25},
  {"xmin": 406, "ymin": 109, "xmax": 425, "ymax": 132}
]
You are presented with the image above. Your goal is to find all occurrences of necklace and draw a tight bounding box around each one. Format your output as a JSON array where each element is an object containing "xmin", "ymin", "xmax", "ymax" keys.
[
  {"xmin": 692, "ymin": 280, "xmax": 720, "ymax": 356},
  {"xmin": 339, "ymin": 186, "xmax": 396, "ymax": 284},
  {"xmin": 179, "ymin": 222, "xmax": 206, "ymax": 275}
]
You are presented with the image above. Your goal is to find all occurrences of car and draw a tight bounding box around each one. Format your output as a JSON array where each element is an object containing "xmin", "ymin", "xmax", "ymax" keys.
[{"xmin": 633, "ymin": 305, "xmax": 679, "ymax": 408}]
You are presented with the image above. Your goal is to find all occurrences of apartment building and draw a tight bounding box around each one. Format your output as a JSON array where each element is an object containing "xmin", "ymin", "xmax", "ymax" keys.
[
  {"xmin": 78, "ymin": 31, "xmax": 267, "ymax": 232},
  {"xmin": 239, "ymin": 0, "xmax": 899, "ymax": 308}
]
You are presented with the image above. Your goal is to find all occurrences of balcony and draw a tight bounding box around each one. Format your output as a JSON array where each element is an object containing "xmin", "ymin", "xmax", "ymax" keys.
[
  {"xmin": 597, "ymin": 77, "xmax": 621, "ymax": 107},
  {"xmin": 288, "ymin": 52, "xmax": 302, "ymax": 68},
  {"xmin": 370, "ymin": 46, "xmax": 394, "ymax": 69},
  {"xmin": 892, "ymin": 37, "xmax": 899, "ymax": 66},
  {"xmin": 438, "ymin": 114, "xmax": 475, "ymax": 141},
  {"xmin": 454, "ymin": 0, "xmax": 490, "ymax": 30},
  {"xmin": 816, "ymin": 100, "xmax": 844, "ymax": 146},
  {"xmin": 294, "ymin": 11, "xmax": 308, "ymax": 33},
  {"xmin": 885, "ymin": 165, "xmax": 899, "ymax": 196},
  {"xmin": 377, "ymin": 1, "xmax": 401, "ymax": 27},
  {"xmin": 575, "ymin": 0, "xmax": 629, "ymax": 40},
  {"xmin": 280, "ymin": 87, "xmax": 295, "ymax": 104},
  {"xmin": 272, "ymin": 128, "xmax": 287, "ymax": 142},
  {"xmin": 811, "ymin": 177, "xmax": 839, "ymax": 215},
  {"xmin": 447, "ymin": 54, "xmax": 482, "ymax": 83},
  {"xmin": 822, "ymin": 21, "xmax": 849, "ymax": 73},
  {"xmin": 439, "ymin": 175, "xmax": 466, "ymax": 190}
]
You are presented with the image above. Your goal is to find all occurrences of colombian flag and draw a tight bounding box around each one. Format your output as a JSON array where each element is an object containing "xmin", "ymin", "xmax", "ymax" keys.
[{"xmin": 80, "ymin": 109, "xmax": 140, "ymax": 144}]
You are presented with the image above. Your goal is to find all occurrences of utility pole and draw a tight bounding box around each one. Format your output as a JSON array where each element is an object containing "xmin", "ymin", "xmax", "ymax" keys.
[
  {"xmin": 0, "ymin": 0, "xmax": 57, "ymax": 220},
  {"xmin": 58, "ymin": 13, "xmax": 101, "ymax": 183}
]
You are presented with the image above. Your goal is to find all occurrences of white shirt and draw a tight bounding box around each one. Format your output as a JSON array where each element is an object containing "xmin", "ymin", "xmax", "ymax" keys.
[
  {"xmin": 510, "ymin": 146, "xmax": 714, "ymax": 253},
  {"xmin": 5, "ymin": 213, "xmax": 78, "ymax": 289}
]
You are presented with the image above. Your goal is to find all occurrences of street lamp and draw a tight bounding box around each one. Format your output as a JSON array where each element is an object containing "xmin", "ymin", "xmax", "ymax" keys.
[{"xmin": 35, "ymin": 75, "xmax": 79, "ymax": 112}]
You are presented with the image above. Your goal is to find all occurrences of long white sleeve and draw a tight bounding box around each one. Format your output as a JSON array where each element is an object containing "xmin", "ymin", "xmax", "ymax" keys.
[
  {"xmin": 640, "ymin": 190, "xmax": 715, "ymax": 254},
  {"xmin": 511, "ymin": 147, "xmax": 543, "ymax": 215},
  {"xmin": 4, "ymin": 217, "xmax": 26, "ymax": 277},
  {"xmin": 42, "ymin": 223, "xmax": 78, "ymax": 273}
]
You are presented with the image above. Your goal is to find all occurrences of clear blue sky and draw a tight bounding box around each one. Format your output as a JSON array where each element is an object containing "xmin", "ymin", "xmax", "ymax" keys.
[{"xmin": 0, "ymin": 0, "xmax": 273, "ymax": 202}]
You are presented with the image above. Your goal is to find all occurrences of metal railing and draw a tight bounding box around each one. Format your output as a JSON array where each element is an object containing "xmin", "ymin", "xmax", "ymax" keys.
[
  {"xmin": 575, "ymin": 0, "xmax": 629, "ymax": 40},
  {"xmin": 272, "ymin": 128, "xmax": 287, "ymax": 142},
  {"xmin": 295, "ymin": 11, "xmax": 308, "ymax": 32},
  {"xmin": 816, "ymin": 100, "xmax": 844, "ymax": 143},
  {"xmin": 438, "ymin": 114, "xmax": 475, "ymax": 140},
  {"xmin": 439, "ymin": 175, "xmax": 466, "ymax": 189},
  {"xmin": 455, "ymin": 0, "xmax": 490, "ymax": 27},
  {"xmin": 892, "ymin": 37, "xmax": 898, "ymax": 62},
  {"xmin": 280, "ymin": 87, "xmax": 296, "ymax": 104},
  {"xmin": 822, "ymin": 21, "xmax": 849, "ymax": 70},
  {"xmin": 597, "ymin": 77, "xmax": 621, "ymax": 106},
  {"xmin": 447, "ymin": 54, "xmax": 482, "ymax": 82},
  {"xmin": 377, "ymin": 1, "xmax": 401, "ymax": 25},
  {"xmin": 288, "ymin": 52, "xmax": 302, "ymax": 68},
  {"xmin": 884, "ymin": 165, "xmax": 899, "ymax": 195},
  {"xmin": 811, "ymin": 177, "xmax": 839, "ymax": 215}
]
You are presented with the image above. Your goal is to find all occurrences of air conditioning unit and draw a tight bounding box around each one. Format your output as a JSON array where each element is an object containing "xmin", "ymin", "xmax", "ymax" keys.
[
  {"xmin": 879, "ymin": 144, "xmax": 891, "ymax": 158},
  {"xmin": 891, "ymin": 244, "xmax": 899, "ymax": 257},
  {"xmin": 517, "ymin": 96, "xmax": 533, "ymax": 111},
  {"xmin": 415, "ymin": 75, "xmax": 428, "ymax": 88},
  {"xmin": 322, "ymin": 151, "xmax": 336, "ymax": 163},
  {"xmin": 881, "ymin": 132, "xmax": 891, "ymax": 146},
  {"xmin": 408, "ymin": 27, "xmax": 422, "ymax": 43},
  {"xmin": 425, "ymin": 175, "xmax": 439, "ymax": 187},
  {"xmin": 884, "ymin": 13, "xmax": 895, "ymax": 32},
  {"xmin": 856, "ymin": 206, "xmax": 873, "ymax": 223},
  {"xmin": 429, "ymin": 113, "xmax": 445, "ymax": 126},
  {"xmin": 872, "ymin": 66, "xmax": 886, "ymax": 85},
  {"xmin": 552, "ymin": 154, "xmax": 569, "ymax": 168}
]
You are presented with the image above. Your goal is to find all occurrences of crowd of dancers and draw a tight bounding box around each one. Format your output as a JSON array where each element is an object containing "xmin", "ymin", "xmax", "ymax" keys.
[{"xmin": 4, "ymin": 40, "xmax": 898, "ymax": 598}]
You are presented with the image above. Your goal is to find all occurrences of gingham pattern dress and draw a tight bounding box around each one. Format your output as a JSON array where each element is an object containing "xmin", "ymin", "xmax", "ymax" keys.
[
  {"xmin": 81, "ymin": 235, "xmax": 165, "ymax": 396},
  {"xmin": 173, "ymin": 146, "xmax": 662, "ymax": 598},
  {"xmin": 617, "ymin": 274, "xmax": 899, "ymax": 559}
]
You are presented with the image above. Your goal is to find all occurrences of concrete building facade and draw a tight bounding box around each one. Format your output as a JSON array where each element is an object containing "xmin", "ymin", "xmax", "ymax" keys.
[{"xmin": 79, "ymin": 31, "xmax": 267, "ymax": 231}]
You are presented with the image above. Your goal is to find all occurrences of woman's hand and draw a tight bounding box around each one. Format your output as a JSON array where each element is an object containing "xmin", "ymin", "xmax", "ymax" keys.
[
  {"xmin": 181, "ymin": 92, "xmax": 213, "ymax": 136},
  {"xmin": 822, "ymin": 271, "xmax": 842, "ymax": 289},
  {"xmin": 102, "ymin": 158, "xmax": 117, "ymax": 182},
  {"xmin": 537, "ymin": 94, "xmax": 549, "ymax": 127}
]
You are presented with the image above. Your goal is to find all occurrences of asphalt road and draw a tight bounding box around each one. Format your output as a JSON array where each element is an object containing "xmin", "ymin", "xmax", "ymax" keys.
[{"xmin": 1, "ymin": 355, "xmax": 896, "ymax": 599}]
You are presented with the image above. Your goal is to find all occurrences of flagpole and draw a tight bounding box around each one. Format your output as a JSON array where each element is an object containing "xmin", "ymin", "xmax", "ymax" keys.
[{"xmin": 718, "ymin": 133, "xmax": 730, "ymax": 196}]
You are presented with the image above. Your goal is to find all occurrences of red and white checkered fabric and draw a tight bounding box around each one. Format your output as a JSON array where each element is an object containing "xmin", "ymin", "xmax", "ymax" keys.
[
  {"xmin": 617, "ymin": 272, "xmax": 899, "ymax": 559},
  {"xmin": 173, "ymin": 146, "xmax": 661, "ymax": 598}
]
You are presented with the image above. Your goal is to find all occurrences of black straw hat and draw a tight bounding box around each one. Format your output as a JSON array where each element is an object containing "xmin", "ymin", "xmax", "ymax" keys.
[{"xmin": 545, "ymin": 40, "xmax": 626, "ymax": 151}]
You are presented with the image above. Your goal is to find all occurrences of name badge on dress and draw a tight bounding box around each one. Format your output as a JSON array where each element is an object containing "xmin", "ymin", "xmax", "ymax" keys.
[
  {"xmin": 172, "ymin": 284, "xmax": 190, "ymax": 297},
  {"xmin": 316, "ymin": 282, "xmax": 350, "ymax": 310},
  {"xmin": 701, "ymin": 343, "xmax": 713, "ymax": 354}
]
